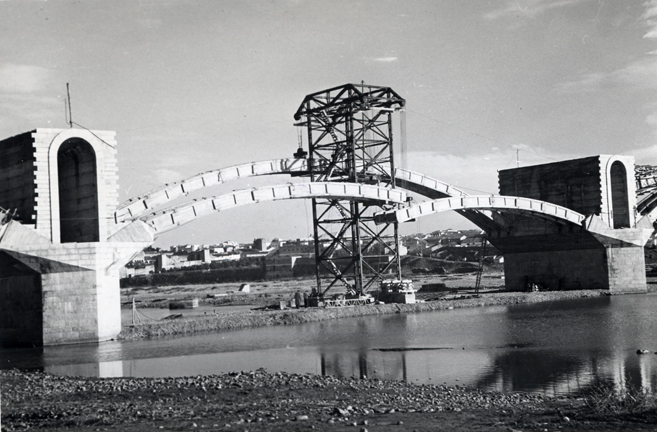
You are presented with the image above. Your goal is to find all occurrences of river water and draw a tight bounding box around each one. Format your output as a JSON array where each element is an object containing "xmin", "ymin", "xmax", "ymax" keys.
[{"xmin": 3, "ymin": 293, "xmax": 657, "ymax": 396}]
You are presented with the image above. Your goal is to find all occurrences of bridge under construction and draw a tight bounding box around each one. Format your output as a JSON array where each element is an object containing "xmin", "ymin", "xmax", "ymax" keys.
[{"xmin": 2, "ymin": 83, "xmax": 657, "ymax": 347}]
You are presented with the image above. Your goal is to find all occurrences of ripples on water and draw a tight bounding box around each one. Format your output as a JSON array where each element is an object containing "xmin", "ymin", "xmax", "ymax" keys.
[{"xmin": 3, "ymin": 293, "xmax": 657, "ymax": 396}]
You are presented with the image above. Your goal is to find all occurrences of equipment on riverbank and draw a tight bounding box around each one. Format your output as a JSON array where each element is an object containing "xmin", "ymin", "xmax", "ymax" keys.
[
  {"xmin": 305, "ymin": 291, "xmax": 375, "ymax": 308},
  {"xmin": 324, "ymin": 292, "xmax": 375, "ymax": 307},
  {"xmin": 378, "ymin": 279, "xmax": 416, "ymax": 304},
  {"xmin": 304, "ymin": 278, "xmax": 416, "ymax": 307},
  {"xmin": 169, "ymin": 298, "xmax": 199, "ymax": 310}
]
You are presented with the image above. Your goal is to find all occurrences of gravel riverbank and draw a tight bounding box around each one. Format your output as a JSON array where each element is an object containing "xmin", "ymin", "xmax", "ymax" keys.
[{"xmin": 3, "ymin": 368, "xmax": 656, "ymax": 431}]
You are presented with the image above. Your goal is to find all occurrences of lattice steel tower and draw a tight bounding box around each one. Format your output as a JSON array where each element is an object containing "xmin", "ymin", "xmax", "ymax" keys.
[{"xmin": 293, "ymin": 84, "xmax": 406, "ymax": 296}]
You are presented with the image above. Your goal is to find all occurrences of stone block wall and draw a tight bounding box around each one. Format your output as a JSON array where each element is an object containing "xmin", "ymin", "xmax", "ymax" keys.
[
  {"xmin": 0, "ymin": 274, "xmax": 42, "ymax": 347},
  {"xmin": 503, "ymin": 248, "xmax": 609, "ymax": 291},
  {"xmin": 600, "ymin": 155, "xmax": 637, "ymax": 229},
  {"xmin": 94, "ymin": 130, "xmax": 120, "ymax": 234},
  {"xmin": 31, "ymin": 129, "xmax": 61, "ymax": 239},
  {"xmin": 0, "ymin": 231, "xmax": 150, "ymax": 346},
  {"xmin": 96, "ymin": 273, "xmax": 121, "ymax": 342},
  {"xmin": 0, "ymin": 131, "xmax": 38, "ymax": 224},
  {"xmin": 41, "ymin": 271, "xmax": 99, "ymax": 345},
  {"xmin": 495, "ymin": 154, "xmax": 646, "ymax": 294},
  {"xmin": 9, "ymin": 128, "xmax": 118, "ymax": 243},
  {"xmin": 504, "ymin": 244, "xmax": 648, "ymax": 293},
  {"xmin": 498, "ymin": 155, "xmax": 637, "ymax": 230},
  {"xmin": 499, "ymin": 156, "xmax": 603, "ymax": 216},
  {"xmin": 0, "ymin": 128, "xmax": 148, "ymax": 347},
  {"xmin": 606, "ymin": 246, "xmax": 647, "ymax": 293}
]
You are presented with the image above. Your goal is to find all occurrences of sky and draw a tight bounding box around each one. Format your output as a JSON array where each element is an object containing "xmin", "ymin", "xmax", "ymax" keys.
[{"xmin": 2, "ymin": 0, "xmax": 657, "ymax": 247}]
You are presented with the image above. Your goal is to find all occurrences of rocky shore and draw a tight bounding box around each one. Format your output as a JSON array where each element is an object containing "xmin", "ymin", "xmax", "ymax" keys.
[{"xmin": 3, "ymin": 368, "xmax": 656, "ymax": 431}]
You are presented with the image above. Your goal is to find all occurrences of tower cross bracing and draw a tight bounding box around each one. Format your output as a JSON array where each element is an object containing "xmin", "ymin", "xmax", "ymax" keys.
[{"xmin": 293, "ymin": 84, "xmax": 406, "ymax": 296}]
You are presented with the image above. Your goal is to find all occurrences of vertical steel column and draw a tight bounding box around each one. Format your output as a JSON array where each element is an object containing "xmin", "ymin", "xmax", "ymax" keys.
[{"xmin": 387, "ymin": 109, "xmax": 403, "ymax": 282}]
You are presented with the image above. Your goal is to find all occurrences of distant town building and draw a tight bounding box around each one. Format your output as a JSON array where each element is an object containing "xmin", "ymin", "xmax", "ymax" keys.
[{"xmin": 122, "ymin": 230, "xmax": 500, "ymax": 280}]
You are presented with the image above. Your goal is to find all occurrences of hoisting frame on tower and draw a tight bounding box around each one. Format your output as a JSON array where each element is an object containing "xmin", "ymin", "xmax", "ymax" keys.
[{"xmin": 293, "ymin": 83, "xmax": 406, "ymax": 297}]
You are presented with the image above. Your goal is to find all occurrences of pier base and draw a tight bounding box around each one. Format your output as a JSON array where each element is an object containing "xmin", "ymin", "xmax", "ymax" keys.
[{"xmin": 0, "ymin": 220, "xmax": 152, "ymax": 347}]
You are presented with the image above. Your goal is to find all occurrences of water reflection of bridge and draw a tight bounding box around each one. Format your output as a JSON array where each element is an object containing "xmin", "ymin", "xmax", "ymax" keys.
[
  {"xmin": 316, "ymin": 298, "xmax": 657, "ymax": 396},
  {"xmin": 36, "ymin": 345, "xmax": 656, "ymax": 397},
  {"xmin": 320, "ymin": 341, "xmax": 657, "ymax": 397}
]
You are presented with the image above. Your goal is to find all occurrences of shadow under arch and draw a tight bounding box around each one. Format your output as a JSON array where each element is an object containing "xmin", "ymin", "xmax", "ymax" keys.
[
  {"xmin": 610, "ymin": 160, "xmax": 630, "ymax": 229},
  {"xmin": 57, "ymin": 138, "xmax": 100, "ymax": 242}
]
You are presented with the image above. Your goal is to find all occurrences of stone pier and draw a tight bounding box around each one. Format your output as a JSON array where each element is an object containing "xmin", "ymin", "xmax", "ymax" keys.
[
  {"xmin": 0, "ymin": 128, "xmax": 152, "ymax": 347},
  {"xmin": 494, "ymin": 155, "xmax": 653, "ymax": 293}
]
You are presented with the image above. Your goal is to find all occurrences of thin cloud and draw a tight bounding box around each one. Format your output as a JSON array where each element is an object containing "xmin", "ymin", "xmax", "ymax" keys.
[
  {"xmin": 616, "ymin": 52, "xmax": 657, "ymax": 89},
  {"xmin": 629, "ymin": 142, "xmax": 657, "ymax": 165},
  {"xmin": 484, "ymin": 0, "xmax": 589, "ymax": 20},
  {"xmin": 646, "ymin": 111, "xmax": 657, "ymax": 128},
  {"xmin": 135, "ymin": 132, "xmax": 222, "ymax": 189},
  {"xmin": 0, "ymin": 64, "xmax": 51, "ymax": 93},
  {"xmin": 511, "ymin": 143, "xmax": 533, "ymax": 151},
  {"xmin": 405, "ymin": 147, "xmax": 578, "ymax": 196},
  {"xmin": 373, "ymin": 57, "xmax": 398, "ymax": 62},
  {"xmin": 553, "ymin": 72, "xmax": 607, "ymax": 94},
  {"xmin": 554, "ymin": 0, "xmax": 657, "ymax": 95},
  {"xmin": 0, "ymin": 65, "xmax": 60, "ymax": 131},
  {"xmin": 0, "ymin": 94, "xmax": 62, "ymax": 132},
  {"xmin": 554, "ymin": 52, "xmax": 657, "ymax": 94},
  {"xmin": 641, "ymin": 101, "xmax": 657, "ymax": 143},
  {"xmin": 643, "ymin": 0, "xmax": 657, "ymax": 38}
]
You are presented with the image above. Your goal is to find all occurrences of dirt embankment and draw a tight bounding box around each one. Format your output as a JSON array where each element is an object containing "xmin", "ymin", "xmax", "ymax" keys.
[{"xmin": 119, "ymin": 289, "xmax": 609, "ymax": 340}]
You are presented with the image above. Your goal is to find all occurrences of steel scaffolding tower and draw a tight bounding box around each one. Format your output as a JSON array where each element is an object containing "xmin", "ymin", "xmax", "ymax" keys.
[{"xmin": 293, "ymin": 84, "xmax": 406, "ymax": 296}]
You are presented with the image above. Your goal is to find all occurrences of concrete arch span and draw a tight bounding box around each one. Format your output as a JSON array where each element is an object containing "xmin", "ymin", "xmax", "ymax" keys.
[
  {"xmin": 636, "ymin": 166, "xmax": 657, "ymax": 193},
  {"xmin": 637, "ymin": 189, "xmax": 657, "ymax": 218},
  {"xmin": 373, "ymin": 195, "xmax": 586, "ymax": 226},
  {"xmin": 632, "ymin": 165, "xmax": 657, "ymax": 227},
  {"xmin": 637, "ymin": 203, "xmax": 657, "ymax": 230},
  {"xmin": 140, "ymin": 182, "xmax": 408, "ymax": 235},
  {"xmin": 115, "ymin": 158, "xmax": 471, "ymax": 223},
  {"xmin": 115, "ymin": 158, "xmax": 310, "ymax": 223},
  {"xmin": 393, "ymin": 167, "xmax": 467, "ymax": 199}
]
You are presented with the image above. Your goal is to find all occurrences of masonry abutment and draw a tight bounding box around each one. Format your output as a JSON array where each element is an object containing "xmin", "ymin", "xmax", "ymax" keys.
[
  {"xmin": 0, "ymin": 128, "xmax": 151, "ymax": 347},
  {"xmin": 496, "ymin": 155, "xmax": 651, "ymax": 293}
]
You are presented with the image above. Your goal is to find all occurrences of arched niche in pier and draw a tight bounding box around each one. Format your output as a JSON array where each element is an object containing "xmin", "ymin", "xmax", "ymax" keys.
[
  {"xmin": 610, "ymin": 160, "xmax": 630, "ymax": 229},
  {"xmin": 57, "ymin": 138, "xmax": 100, "ymax": 242}
]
